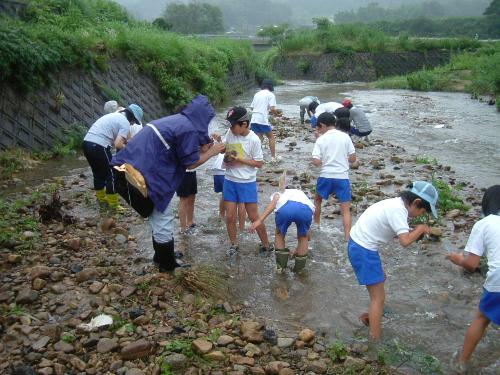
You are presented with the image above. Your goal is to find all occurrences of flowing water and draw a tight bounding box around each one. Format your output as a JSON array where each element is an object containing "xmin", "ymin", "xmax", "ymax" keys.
[{"xmin": 5, "ymin": 81, "xmax": 499, "ymax": 373}]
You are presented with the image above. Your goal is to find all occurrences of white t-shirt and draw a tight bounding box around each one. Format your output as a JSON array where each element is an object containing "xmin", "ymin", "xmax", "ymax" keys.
[
  {"xmin": 271, "ymin": 189, "xmax": 315, "ymax": 213},
  {"xmin": 464, "ymin": 214, "xmax": 500, "ymax": 292},
  {"xmin": 129, "ymin": 124, "xmax": 143, "ymax": 138},
  {"xmin": 250, "ymin": 89, "xmax": 276, "ymax": 125},
  {"xmin": 299, "ymin": 96, "xmax": 320, "ymax": 107},
  {"xmin": 350, "ymin": 197, "xmax": 410, "ymax": 251},
  {"xmin": 312, "ymin": 128, "xmax": 355, "ymax": 179},
  {"xmin": 314, "ymin": 102, "xmax": 343, "ymax": 117},
  {"xmin": 84, "ymin": 112, "xmax": 130, "ymax": 148},
  {"xmin": 223, "ymin": 129, "xmax": 263, "ymax": 183},
  {"xmin": 211, "ymin": 153, "xmax": 225, "ymax": 176}
]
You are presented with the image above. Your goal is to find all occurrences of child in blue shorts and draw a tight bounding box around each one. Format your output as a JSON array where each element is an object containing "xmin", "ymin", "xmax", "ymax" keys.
[
  {"xmin": 250, "ymin": 79, "xmax": 280, "ymax": 161},
  {"xmin": 348, "ymin": 181, "xmax": 438, "ymax": 341},
  {"xmin": 311, "ymin": 113, "xmax": 356, "ymax": 241},
  {"xmin": 250, "ymin": 171, "xmax": 315, "ymax": 272},
  {"xmin": 222, "ymin": 106, "xmax": 272, "ymax": 256},
  {"xmin": 212, "ymin": 152, "xmax": 246, "ymax": 231},
  {"xmin": 447, "ymin": 185, "xmax": 500, "ymax": 370}
]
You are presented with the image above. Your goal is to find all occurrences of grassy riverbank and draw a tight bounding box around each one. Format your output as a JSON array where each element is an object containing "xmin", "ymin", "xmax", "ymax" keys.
[
  {"xmin": 375, "ymin": 43, "xmax": 500, "ymax": 108},
  {"xmin": 0, "ymin": 0, "xmax": 267, "ymax": 107}
]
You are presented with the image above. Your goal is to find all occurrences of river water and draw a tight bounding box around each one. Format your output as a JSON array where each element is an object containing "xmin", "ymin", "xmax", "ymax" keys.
[{"xmin": 5, "ymin": 81, "xmax": 499, "ymax": 373}]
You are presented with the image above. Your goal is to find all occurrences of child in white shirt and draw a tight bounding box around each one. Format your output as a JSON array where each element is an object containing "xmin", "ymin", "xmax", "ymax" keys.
[
  {"xmin": 348, "ymin": 181, "xmax": 438, "ymax": 341},
  {"xmin": 447, "ymin": 185, "xmax": 500, "ymax": 370},
  {"xmin": 311, "ymin": 113, "xmax": 356, "ymax": 241},
  {"xmin": 249, "ymin": 171, "xmax": 315, "ymax": 272}
]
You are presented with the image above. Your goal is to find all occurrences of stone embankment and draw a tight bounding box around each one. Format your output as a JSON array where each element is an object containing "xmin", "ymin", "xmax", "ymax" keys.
[{"xmin": 0, "ymin": 115, "xmax": 484, "ymax": 374}]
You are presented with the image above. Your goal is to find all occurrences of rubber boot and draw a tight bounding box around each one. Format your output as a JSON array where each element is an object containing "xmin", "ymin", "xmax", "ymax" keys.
[
  {"xmin": 105, "ymin": 193, "xmax": 125, "ymax": 212},
  {"xmin": 275, "ymin": 248, "xmax": 289, "ymax": 271},
  {"xmin": 95, "ymin": 188, "xmax": 107, "ymax": 208},
  {"xmin": 293, "ymin": 255, "xmax": 307, "ymax": 273},
  {"xmin": 153, "ymin": 237, "xmax": 183, "ymax": 263},
  {"xmin": 153, "ymin": 239, "xmax": 189, "ymax": 272}
]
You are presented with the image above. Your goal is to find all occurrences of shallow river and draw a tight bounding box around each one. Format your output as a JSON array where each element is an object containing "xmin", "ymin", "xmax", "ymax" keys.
[{"xmin": 7, "ymin": 81, "xmax": 500, "ymax": 373}]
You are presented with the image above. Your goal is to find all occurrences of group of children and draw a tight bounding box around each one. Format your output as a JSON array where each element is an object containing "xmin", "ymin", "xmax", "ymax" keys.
[
  {"xmin": 202, "ymin": 97, "xmax": 498, "ymax": 371},
  {"xmin": 88, "ymin": 88, "xmax": 497, "ymax": 371}
]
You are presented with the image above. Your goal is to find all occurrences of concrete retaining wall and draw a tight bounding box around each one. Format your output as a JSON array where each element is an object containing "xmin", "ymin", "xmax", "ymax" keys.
[
  {"xmin": 273, "ymin": 50, "xmax": 451, "ymax": 82},
  {"xmin": 0, "ymin": 60, "xmax": 255, "ymax": 151}
]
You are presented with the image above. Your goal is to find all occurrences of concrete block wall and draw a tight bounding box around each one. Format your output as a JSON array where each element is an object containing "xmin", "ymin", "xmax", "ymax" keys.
[
  {"xmin": 0, "ymin": 60, "xmax": 256, "ymax": 151},
  {"xmin": 273, "ymin": 50, "xmax": 451, "ymax": 82}
]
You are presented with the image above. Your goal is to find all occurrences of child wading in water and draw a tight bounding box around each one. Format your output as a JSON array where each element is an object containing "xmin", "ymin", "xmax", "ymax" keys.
[
  {"xmin": 447, "ymin": 185, "xmax": 500, "ymax": 371},
  {"xmin": 249, "ymin": 171, "xmax": 315, "ymax": 272},
  {"xmin": 221, "ymin": 106, "xmax": 272, "ymax": 255},
  {"xmin": 311, "ymin": 113, "xmax": 356, "ymax": 240},
  {"xmin": 348, "ymin": 181, "xmax": 438, "ymax": 341}
]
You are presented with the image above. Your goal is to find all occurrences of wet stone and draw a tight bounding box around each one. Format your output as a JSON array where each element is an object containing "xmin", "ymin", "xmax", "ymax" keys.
[
  {"xmin": 163, "ymin": 353, "xmax": 188, "ymax": 370},
  {"xmin": 10, "ymin": 365, "xmax": 36, "ymax": 375},
  {"xmin": 54, "ymin": 340, "xmax": 75, "ymax": 353},
  {"xmin": 120, "ymin": 339, "xmax": 152, "ymax": 360},
  {"xmin": 277, "ymin": 338, "xmax": 294, "ymax": 348},
  {"xmin": 32, "ymin": 335, "xmax": 50, "ymax": 351},
  {"xmin": 69, "ymin": 263, "xmax": 83, "ymax": 274},
  {"xmin": 16, "ymin": 288, "xmax": 39, "ymax": 304},
  {"xmin": 97, "ymin": 337, "xmax": 119, "ymax": 353}
]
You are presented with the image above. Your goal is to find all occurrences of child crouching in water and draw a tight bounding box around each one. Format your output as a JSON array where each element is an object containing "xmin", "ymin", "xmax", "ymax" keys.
[
  {"xmin": 348, "ymin": 181, "xmax": 438, "ymax": 341},
  {"xmin": 446, "ymin": 185, "xmax": 500, "ymax": 370},
  {"xmin": 249, "ymin": 171, "xmax": 315, "ymax": 272}
]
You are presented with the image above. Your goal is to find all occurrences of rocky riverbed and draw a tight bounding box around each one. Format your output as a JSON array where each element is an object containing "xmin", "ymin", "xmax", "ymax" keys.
[{"xmin": 0, "ymin": 114, "xmax": 492, "ymax": 375}]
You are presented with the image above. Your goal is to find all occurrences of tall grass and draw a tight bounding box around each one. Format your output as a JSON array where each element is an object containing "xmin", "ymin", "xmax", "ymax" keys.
[
  {"xmin": 374, "ymin": 44, "xmax": 500, "ymax": 98},
  {"xmin": 278, "ymin": 23, "xmax": 481, "ymax": 55},
  {"xmin": 0, "ymin": 0, "xmax": 265, "ymax": 108}
]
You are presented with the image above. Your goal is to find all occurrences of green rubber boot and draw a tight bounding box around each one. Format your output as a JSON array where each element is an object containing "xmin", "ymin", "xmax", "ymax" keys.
[
  {"xmin": 105, "ymin": 193, "xmax": 125, "ymax": 212},
  {"xmin": 95, "ymin": 188, "xmax": 108, "ymax": 209},
  {"xmin": 275, "ymin": 248, "xmax": 289, "ymax": 271},
  {"xmin": 293, "ymin": 255, "xmax": 307, "ymax": 273}
]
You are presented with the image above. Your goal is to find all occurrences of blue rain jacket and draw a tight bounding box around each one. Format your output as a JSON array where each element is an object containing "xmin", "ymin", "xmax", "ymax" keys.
[{"xmin": 112, "ymin": 95, "xmax": 215, "ymax": 212}]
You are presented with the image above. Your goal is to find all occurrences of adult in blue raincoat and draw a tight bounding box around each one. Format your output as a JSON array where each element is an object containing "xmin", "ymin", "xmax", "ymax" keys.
[{"xmin": 112, "ymin": 95, "xmax": 224, "ymax": 272}]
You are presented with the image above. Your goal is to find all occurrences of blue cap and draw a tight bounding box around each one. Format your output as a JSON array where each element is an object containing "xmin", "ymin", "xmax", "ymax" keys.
[
  {"xmin": 411, "ymin": 181, "xmax": 439, "ymax": 218},
  {"xmin": 127, "ymin": 104, "xmax": 143, "ymax": 125}
]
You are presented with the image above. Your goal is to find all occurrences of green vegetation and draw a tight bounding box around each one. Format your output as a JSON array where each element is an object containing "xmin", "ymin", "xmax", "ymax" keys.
[
  {"xmin": 0, "ymin": 0, "xmax": 265, "ymax": 109},
  {"xmin": 433, "ymin": 177, "xmax": 469, "ymax": 215},
  {"xmin": 271, "ymin": 19, "xmax": 481, "ymax": 57},
  {"xmin": 376, "ymin": 44, "xmax": 500, "ymax": 103},
  {"xmin": 381, "ymin": 339, "xmax": 442, "ymax": 374},
  {"xmin": 158, "ymin": 2, "xmax": 224, "ymax": 34},
  {"xmin": 163, "ymin": 338, "xmax": 195, "ymax": 358},
  {"xmin": 415, "ymin": 155, "xmax": 438, "ymax": 165},
  {"xmin": 61, "ymin": 331, "xmax": 76, "ymax": 343},
  {"xmin": 327, "ymin": 340, "xmax": 348, "ymax": 362}
]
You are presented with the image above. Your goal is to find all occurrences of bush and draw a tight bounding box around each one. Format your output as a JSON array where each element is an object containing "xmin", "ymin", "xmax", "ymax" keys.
[{"xmin": 0, "ymin": 0, "xmax": 262, "ymax": 109}]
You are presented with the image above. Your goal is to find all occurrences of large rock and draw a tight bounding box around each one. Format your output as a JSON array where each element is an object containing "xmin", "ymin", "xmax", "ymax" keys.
[
  {"xmin": 32, "ymin": 336, "xmax": 50, "ymax": 351},
  {"xmin": 75, "ymin": 268, "xmax": 98, "ymax": 283},
  {"xmin": 120, "ymin": 339, "xmax": 152, "ymax": 360},
  {"xmin": 264, "ymin": 361, "xmax": 290, "ymax": 374},
  {"xmin": 97, "ymin": 338, "xmax": 119, "ymax": 353},
  {"xmin": 16, "ymin": 289, "xmax": 39, "ymax": 304},
  {"xmin": 306, "ymin": 360, "xmax": 327, "ymax": 374},
  {"xmin": 204, "ymin": 351, "xmax": 226, "ymax": 362},
  {"xmin": 344, "ymin": 356, "xmax": 366, "ymax": 371},
  {"xmin": 240, "ymin": 320, "xmax": 264, "ymax": 343},
  {"xmin": 30, "ymin": 266, "xmax": 53, "ymax": 280},
  {"xmin": 192, "ymin": 338, "xmax": 213, "ymax": 354},
  {"xmin": 230, "ymin": 354, "xmax": 255, "ymax": 366},
  {"xmin": 217, "ymin": 335, "xmax": 234, "ymax": 346},
  {"xmin": 163, "ymin": 353, "xmax": 188, "ymax": 370},
  {"xmin": 298, "ymin": 328, "xmax": 315, "ymax": 343}
]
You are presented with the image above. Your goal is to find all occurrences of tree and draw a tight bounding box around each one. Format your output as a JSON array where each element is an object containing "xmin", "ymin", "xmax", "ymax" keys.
[
  {"xmin": 257, "ymin": 24, "xmax": 290, "ymax": 55},
  {"xmin": 162, "ymin": 2, "xmax": 224, "ymax": 34},
  {"xmin": 484, "ymin": 0, "xmax": 500, "ymax": 16}
]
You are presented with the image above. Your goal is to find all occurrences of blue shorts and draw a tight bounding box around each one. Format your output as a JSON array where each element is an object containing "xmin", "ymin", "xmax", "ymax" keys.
[
  {"xmin": 213, "ymin": 175, "xmax": 224, "ymax": 193},
  {"xmin": 275, "ymin": 201, "xmax": 313, "ymax": 237},
  {"xmin": 311, "ymin": 116, "xmax": 317, "ymax": 128},
  {"xmin": 479, "ymin": 288, "xmax": 500, "ymax": 325},
  {"xmin": 350, "ymin": 128, "xmax": 372, "ymax": 137},
  {"xmin": 348, "ymin": 239, "xmax": 385, "ymax": 286},
  {"xmin": 250, "ymin": 123, "xmax": 272, "ymax": 134},
  {"xmin": 223, "ymin": 179, "xmax": 258, "ymax": 203},
  {"xmin": 316, "ymin": 177, "xmax": 351, "ymax": 202}
]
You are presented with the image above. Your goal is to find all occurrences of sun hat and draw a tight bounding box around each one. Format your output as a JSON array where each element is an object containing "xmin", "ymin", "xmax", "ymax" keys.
[
  {"xmin": 411, "ymin": 181, "xmax": 439, "ymax": 218},
  {"xmin": 127, "ymin": 104, "xmax": 144, "ymax": 125},
  {"xmin": 104, "ymin": 100, "xmax": 119, "ymax": 114},
  {"xmin": 226, "ymin": 106, "xmax": 249, "ymax": 126},
  {"xmin": 342, "ymin": 99, "xmax": 352, "ymax": 108}
]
